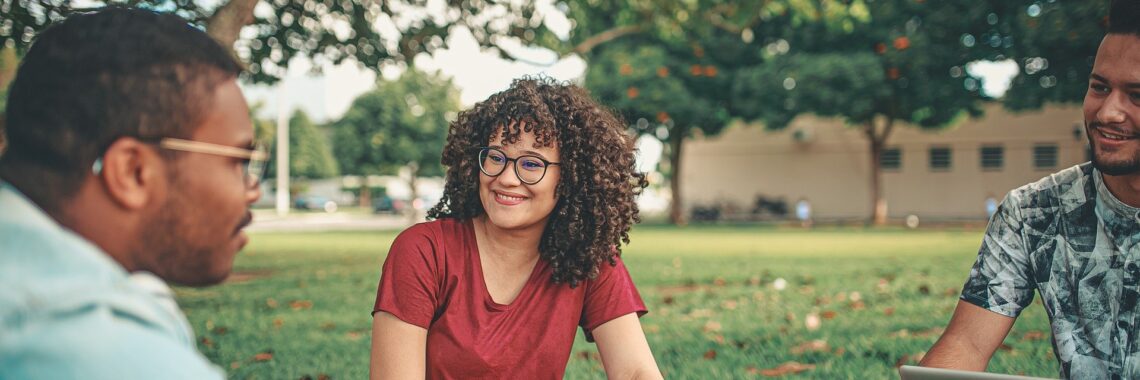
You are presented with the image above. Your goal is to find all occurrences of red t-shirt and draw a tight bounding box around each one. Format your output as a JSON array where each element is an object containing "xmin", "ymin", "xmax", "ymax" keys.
[{"xmin": 373, "ymin": 218, "xmax": 647, "ymax": 379}]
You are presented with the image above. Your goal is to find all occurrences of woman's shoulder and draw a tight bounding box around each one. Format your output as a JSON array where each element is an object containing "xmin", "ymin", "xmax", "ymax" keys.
[
  {"xmin": 396, "ymin": 218, "xmax": 469, "ymax": 239},
  {"xmin": 390, "ymin": 218, "xmax": 472, "ymax": 259}
]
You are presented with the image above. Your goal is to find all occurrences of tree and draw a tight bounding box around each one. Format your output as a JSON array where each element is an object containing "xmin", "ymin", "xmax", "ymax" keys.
[
  {"xmin": 719, "ymin": 1, "xmax": 1056, "ymax": 225},
  {"xmin": 1, "ymin": 0, "xmax": 557, "ymax": 83},
  {"xmin": 0, "ymin": 47, "xmax": 16, "ymax": 153},
  {"xmin": 549, "ymin": 1, "xmax": 864, "ymax": 224},
  {"xmin": 331, "ymin": 68, "xmax": 458, "ymax": 213},
  {"xmin": 997, "ymin": 2, "xmax": 1106, "ymax": 111},
  {"xmin": 262, "ymin": 109, "xmax": 339, "ymax": 181}
]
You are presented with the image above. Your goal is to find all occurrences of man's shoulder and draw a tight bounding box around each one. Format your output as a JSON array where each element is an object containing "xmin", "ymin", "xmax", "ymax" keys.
[
  {"xmin": 0, "ymin": 301, "xmax": 223, "ymax": 379},
  {"xmin": 1003, "ymin": 163, "xmax": 1095, "ymax": 214}
]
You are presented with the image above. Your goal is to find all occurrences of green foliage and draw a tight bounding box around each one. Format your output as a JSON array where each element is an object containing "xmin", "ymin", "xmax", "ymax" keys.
[
  {"xmin": 0, "ymin": 0, "xmax": 554, "ymax": 83},
  {"xmin": 998, "ymin": 2, "xmax": 1107, "ymax": 111},
  {"xmin": 261, "ymin": 110, "xmax": 339, "ymax": 180},
  {"xmin": 179, "ymin": 226, "xmax": 1055, "ymax": 378},
  {"xmin": 331, "ymin": 69, "xmax": 458, "ymax": 178}
]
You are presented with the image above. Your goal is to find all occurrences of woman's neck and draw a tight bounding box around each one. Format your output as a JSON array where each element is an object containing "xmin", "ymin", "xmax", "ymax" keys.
[{"xmin": 474, "ymin": 215, "xmax": 544, "ymax": 264}]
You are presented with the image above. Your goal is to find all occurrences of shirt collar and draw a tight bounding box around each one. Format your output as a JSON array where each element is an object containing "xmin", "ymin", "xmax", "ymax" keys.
[
  {"xmin": 0, "ymin": 180, "xmax": 130, "ymax": 280},
  {"xmin": 1094, "ymin": 168, "xmax": 1140, "ymax": 221}
]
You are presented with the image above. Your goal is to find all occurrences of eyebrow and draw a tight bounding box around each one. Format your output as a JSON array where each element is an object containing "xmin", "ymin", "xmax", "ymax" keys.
[
  {"xmin": 1090, "ymin": 73, "xmax": 1140, "ymax": 89},
  {"xmin": 487, "ymin": 145, "xmax": 552, "ymax": 160}
]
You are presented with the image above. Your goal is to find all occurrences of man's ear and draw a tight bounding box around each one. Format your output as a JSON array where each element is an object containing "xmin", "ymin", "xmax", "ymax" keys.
[{"xmin": 96, "ymin": 138, "xmax": 166, "ymax": 210}]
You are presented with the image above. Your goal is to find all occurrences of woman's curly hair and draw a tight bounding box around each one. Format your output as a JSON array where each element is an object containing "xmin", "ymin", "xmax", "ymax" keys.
[{"xmin": 427, "ymin": 76, "xmax": 648, "ymax": 287}]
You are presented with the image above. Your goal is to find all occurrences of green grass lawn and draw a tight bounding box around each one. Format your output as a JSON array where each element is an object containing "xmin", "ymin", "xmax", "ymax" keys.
[{"xmin": 176, "ymin": 225, "xmax": 1057, "ymax": 379}]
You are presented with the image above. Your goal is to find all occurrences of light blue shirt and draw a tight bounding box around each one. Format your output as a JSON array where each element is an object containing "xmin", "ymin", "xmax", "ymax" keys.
[{"xmin": 0, "ymin": 182, "xmax": 224, "ymax": 379}]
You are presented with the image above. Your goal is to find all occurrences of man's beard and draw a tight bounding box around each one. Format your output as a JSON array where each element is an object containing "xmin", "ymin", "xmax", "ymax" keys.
[{"xmin": 1088, "ymin": 125, "xmax": 1140, "ymax": 176}]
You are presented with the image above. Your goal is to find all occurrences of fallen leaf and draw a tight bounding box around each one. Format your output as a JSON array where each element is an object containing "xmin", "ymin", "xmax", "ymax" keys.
[
  {"xmin": 213, "ymin": 327, "xmax": 229, "ymax": 335},
  {"xmin": 320, "ymin": 322, "xmax": 336, "ymax": 331},
  {"xmin": 790, "ymin": 340, "xmax": 829, "ymax": 354},
  {"xmin": 883, "ymin": 307, "xmax": 895, "ymax": 316},
  {"xmin": 230, "ymin": 362, "xmax": 240, "ymax": 369},
  {"xmin": 662, "ymin": 296, "xmax": 675, "ymax": 305},
  {"xmin": 944, "ymin": 288, "xmax": 958, "ymax": 297},
  {"xmin": 577, "ymin": 351, "xmax": 599, "ymax": 361},
  {"xmin": 1022, "ymin": 331, "xmax": 1047, "ymax": 341},
  {"xmin": 290, "ymin": 300, "xmax": 313, "ymax": 310},
  {"xmin": 821, "ymin": 311, "xmax": 838, "ymax": 320},
  {"xmin": 834, "ymin": 347, "xmax": 846, "ymax": 355},
  {"xmin": 755, "ymin": 361, "xmax": 816, "ymax": 376},
  {"xmin": 265, "ymin": 298, "xmax": 279, "ymax": 309},
  {"xmin": 894, "ymin": 351, "xmax": 926, "ymax": 367},
  {"xmin": 200, "ymin": 337, "xmax": 214, "ymax": 348},
  {"xmin": 274, "ymin": 318, "xmax": 284, "ymax": 328},
  {"xmin": 704, "ymin": 321, "xmax": 722, "ymax": 333},
  {"xmin": 713, "ymin": 277, "xmax": 727, "ymax": 286},
  {"xmin": 704, "ymin": 349, "xmax": 717, "ymax": 360},
  {"xmin": 849, "ymin": 300, "xmax": 866, "ymax": 310},
  {"xmin": 253, "ymin": 351, "xmax": 274, "ymax": 362},
  {"xmin": 345, "ymin": 331, "xmax": 363, "ymax": 341},
  {"xmin": 722, "ymin": 300, "xmax": 738, "ymax": 310},
  {"xmin": 748, "ymin": 275, "xmax": 762, "ymax": 286},
  {"xmin": 318, "ymin": 375, "xmax": 331, "ymax": 380},
  {"xmin": 644, "ymin": 324, "xmax": 660, "ymax": 334},
  {"xmin": 712, "ymin": 335, "xmax": 726, "ymax": 344},
  {"xmin": 850, "ymin": 292, "xmax": 862, "ymax": 302}
]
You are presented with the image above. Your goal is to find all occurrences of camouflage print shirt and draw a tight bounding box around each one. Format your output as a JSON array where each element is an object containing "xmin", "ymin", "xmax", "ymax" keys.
[{"xmin": 962, "ymin": 163, "xmax": 1140, "ymax": 379}]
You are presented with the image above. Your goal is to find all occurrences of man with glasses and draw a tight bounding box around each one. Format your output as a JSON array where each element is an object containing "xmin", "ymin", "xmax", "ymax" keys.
[{"xmin": 0, "ymin": 7, "xmax": 264, "ymax": 378}]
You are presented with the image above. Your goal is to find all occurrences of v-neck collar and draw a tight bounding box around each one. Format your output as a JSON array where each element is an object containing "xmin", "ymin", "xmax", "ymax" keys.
[{"xmin": 465, "ymin": 218, "xmax": 546, "ymax": 311}]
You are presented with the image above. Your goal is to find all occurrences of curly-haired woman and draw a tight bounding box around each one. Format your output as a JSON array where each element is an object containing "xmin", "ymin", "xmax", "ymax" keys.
[{"xmin": 369, "ymin": 77, "xmax": 661, "ymax": 379}]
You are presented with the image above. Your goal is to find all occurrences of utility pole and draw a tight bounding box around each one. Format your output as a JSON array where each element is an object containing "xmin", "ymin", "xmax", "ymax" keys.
[{"xmin": 275, "ymin": 85, "xmax": 290, "ymax": 216}]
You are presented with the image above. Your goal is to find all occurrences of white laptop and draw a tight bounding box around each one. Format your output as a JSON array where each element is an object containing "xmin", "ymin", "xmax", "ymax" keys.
[{"xmin": 898, "ymin": 365, "xmax": 1055, "ymax": 380}]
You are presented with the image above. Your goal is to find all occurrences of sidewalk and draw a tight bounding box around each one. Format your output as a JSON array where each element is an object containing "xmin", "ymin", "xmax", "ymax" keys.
[{"xmin": 247, "ymin": 209, "xmax": 420, "ymax": 232}]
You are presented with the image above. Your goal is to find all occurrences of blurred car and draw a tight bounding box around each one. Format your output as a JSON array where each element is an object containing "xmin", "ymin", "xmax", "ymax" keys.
[
  {"xmin": 372, "ymin": 196, "xmax": 406, "ymax": 215},
  {"xmin": 294, "ymin": 195, "xmax": 338, "ymax": 213}
]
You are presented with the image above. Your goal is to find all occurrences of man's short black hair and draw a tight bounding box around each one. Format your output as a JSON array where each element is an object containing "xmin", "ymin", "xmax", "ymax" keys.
[
  {"xmin": 0, "ymin": 7, "xmax": 241, "ymax": 213},
  {"xmin": 1108, "ymin": 0, "xmax": 1140, "ymax": 36}
]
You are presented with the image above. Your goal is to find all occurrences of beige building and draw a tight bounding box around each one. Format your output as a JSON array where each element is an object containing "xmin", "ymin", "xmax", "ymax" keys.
[{"xmin": 680, "ymin": 104, "xmax": 1089, "ymax": 221}]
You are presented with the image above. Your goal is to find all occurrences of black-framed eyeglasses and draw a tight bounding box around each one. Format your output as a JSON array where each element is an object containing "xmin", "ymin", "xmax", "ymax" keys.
[
  {"xmin": 92, "ymin": 137, "xmax": 269, "ymax": 189},
  {"xmin": 476, "ymin": 146, "xmax": 561, "ymax": 185}
]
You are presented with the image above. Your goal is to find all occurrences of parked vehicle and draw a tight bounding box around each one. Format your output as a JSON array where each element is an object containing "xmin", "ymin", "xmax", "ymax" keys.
[{"xmin": 294, "ymin": 195, "xmax": 338, "ymax": 213}]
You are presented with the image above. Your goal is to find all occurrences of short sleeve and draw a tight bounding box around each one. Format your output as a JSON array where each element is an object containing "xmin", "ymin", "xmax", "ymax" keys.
[
  {"xmin": 960, "ymin": 193, "xmax": 1036, "ymax": 317},
  {"xmin": 580, "ymin": 256, "xmax": 647, "ymax": 342},
  {"xmin": 373, "ymin": 224, "xmax": 442, "ymax": 329}
]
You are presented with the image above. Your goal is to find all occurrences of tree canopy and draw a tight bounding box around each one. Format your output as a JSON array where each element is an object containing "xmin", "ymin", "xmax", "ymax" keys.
[
  {"xmin": 0, "ymin": 0, "xmax": 557, "ymax": 83},
  {"xmin": 331, "ymin": 68, "xmax": 458, "ymax": 207}
]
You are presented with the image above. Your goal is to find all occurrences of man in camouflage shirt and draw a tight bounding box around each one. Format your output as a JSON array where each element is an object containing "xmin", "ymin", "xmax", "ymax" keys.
[{"xmin": 921, "ymin": 1, "xmax": 1140, "ymax": 378}]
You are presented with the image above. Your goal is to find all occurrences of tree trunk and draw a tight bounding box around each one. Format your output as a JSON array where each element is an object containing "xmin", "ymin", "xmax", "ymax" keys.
[
  {"xmin": 668, "ymin": 128, "xmax": 686, "ymax": 226},
  {"xmin": 359, "ymin": 183, "xmax": 372, "ymax": 210},
  {"xmin": 204, "ymin": 0, "xmax": 259, "ymax": 52},
  {"xmin": 407, "ymin": 162, "xmax": 420, "ymax": 223},
  {"xmin": 864, "ymin": 118, "xmax": 894, "ymax": 226}
]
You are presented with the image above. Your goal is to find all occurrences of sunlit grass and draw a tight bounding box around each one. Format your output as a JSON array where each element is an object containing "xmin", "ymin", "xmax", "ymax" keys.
[{"xmin": 177, "ymin": 225, "xmax": 1056, "ymax": 379}]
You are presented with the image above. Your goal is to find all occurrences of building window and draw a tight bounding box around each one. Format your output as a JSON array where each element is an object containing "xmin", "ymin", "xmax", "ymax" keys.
[
  {"xmin": 1035, "ymin": 144, "xmax": 1058, "ymax": 169},
  {"xmin": 980, "ymin": 145, "xmax": 1004, "ymax": 171},
  {"xmin": 929, "ymin": 146, "xmax": 952, "ymax": 171},
  {"xmin": 881, "ymin": 147, "xmax": 902, "ymax": 171}
]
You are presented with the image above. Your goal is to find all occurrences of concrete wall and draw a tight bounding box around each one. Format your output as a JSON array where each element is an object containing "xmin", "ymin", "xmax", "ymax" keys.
[{"xmin": 680, "ymin": 104, "xmax": 1087, "ymax": 220}]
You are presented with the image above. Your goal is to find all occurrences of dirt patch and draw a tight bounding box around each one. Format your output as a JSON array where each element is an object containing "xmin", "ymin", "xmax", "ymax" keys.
[{"xmin": 225, "ymin": 269, "xmax": 274, "ymax": 284}]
